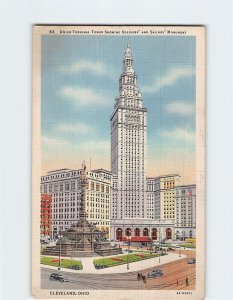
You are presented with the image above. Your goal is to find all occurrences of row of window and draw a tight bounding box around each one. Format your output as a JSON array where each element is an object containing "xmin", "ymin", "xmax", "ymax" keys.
[{"xmin": 89, "ymin": 182, "xmax": 110, "ymax": 193}]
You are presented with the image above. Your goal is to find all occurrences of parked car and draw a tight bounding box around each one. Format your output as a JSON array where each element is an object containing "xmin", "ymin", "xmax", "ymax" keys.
[
  {"xmin": 167, "ymin": 247, "xmax": 175, "ymax": 251},
  {"xmin": 147, "ymin": 269, "xmax": 163, "ymax": 278},
  {"xmin": 187, "ymin": 258, "xmax": 196, "ymax": 264},
  {"xmin": 49, "ymin": 273, "xmax": 69, "ymax": 282}
]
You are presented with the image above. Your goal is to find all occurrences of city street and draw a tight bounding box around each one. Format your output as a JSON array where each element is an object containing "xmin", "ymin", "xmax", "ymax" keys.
[{"xmin": 41, "ymin": 250, "xmax": 195, "ymax": 290}]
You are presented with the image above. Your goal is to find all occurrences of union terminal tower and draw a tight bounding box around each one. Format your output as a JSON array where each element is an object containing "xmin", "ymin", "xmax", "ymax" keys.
[
  {"xmin": 110, "ymin": 44, "xmax": 149, "ymax": 239},
  {"xmin": 109, "ymin": 44, "xmax": 196, "ymax": 242},
  {"xmin": 111, "ymin": 44, "xmax": 147, "ymax": 219}
]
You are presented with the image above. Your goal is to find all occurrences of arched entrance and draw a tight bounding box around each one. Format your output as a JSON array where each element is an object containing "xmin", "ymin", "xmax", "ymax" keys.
[
  {"xmin": 116, "ymin": 228, "xmax": 122, "ymax": 240},
  {"xmin": 143, "ymin": 228, "xmax": 149, "ymax": 236},
  {"xmin": 151, "ymin": 228, "xmax": 157, "ymax": 240},
  {"xmin": 134, "ymin": 228, "xmax": 140, "ymax": 237},
  {"xmin": 176, "ymin": 230, "xmax": 180, "ymax": 240},
  {"xmin": 125, "ymin": 228, "xmax": 132, "ymax": 237},
  {"xmin": 166, "ymin": 228, "xmax": 172, "ymax": 239}
]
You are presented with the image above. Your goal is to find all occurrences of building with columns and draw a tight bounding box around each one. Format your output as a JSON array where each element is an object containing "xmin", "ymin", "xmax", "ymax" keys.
[{"xmin": 110, "ymin": 218, "xmax": 175, "ymax": 242}]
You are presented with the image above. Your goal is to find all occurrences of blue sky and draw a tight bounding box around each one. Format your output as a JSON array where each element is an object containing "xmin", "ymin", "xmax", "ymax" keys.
[{"xmin": 41, "ymin": 35, "xmax": 196, "ymax": 184}]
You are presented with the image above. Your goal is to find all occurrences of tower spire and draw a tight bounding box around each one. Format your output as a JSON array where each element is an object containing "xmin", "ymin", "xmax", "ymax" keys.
[
  {"xmin": 124, "ymin": 43, "xmax": 133, "ymax": 66},
  {"xmin": 122, "ymin": 43, "xmax": 136, "ymax": 77}
]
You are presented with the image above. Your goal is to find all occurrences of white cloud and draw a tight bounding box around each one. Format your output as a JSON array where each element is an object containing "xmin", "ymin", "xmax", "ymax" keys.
[
  {"xmin": 60, "ymin": 61, "xmax": 107, "ymax": 75},
  {"xmin": 166, "ymin": 101, "xmax": 195, "ymax": 115},
  {"xmin": 59, "ymin": 86, "xmax": 108, "ymax": 106},
  {"xmin": 160, "ymin": 128, "xmax": 195, "ymax": 143},
  {"xmin": 56, "ymin": 122, "xmax": 93, "ymax": 135},
  {"xmin": 41, "ymin": 135, "xmax": 72, "ymax": 148},
  {"xmin": 143, "ymin": 66, "xmax": 195, "ymax": 93},
  {"xmin": 42, "ymin": 135, "xmax": 109, "ymax": 153},
  {"xmin": 80, "ymin": 140, "xmax": 110, "ymax": 152}
]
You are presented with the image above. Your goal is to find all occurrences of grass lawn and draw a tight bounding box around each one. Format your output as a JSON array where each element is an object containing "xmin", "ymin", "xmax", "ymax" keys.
[
  {"xmin": 41, "ymin": 256, "xmax": 83, "ymax": 270},
  {"xmin": 180, "ymin": 243, "xmax": 196, "ymax": 249},
  {"xmin": 94, "ymin": 252, "xmax": 167, "ymax": 268}
]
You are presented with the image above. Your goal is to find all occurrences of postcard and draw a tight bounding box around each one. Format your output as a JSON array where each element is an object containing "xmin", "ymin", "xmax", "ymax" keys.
[{"xmin": 32, "ymin": 25, "xmax": 205, "ymax": 299}]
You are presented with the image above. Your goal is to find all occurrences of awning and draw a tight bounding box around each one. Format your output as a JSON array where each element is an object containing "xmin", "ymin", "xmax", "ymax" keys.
[{"xmin": 120, "ymin": 236, "xmax": 152, "ymax": 242}]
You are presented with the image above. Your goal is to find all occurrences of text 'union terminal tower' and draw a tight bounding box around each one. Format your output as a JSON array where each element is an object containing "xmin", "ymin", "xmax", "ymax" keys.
[{"xmin": 110, "ymin": 44, "xmax": 147, "ymax": 221}]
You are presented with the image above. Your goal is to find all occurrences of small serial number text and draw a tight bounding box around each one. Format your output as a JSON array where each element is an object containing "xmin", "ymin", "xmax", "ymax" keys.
[{"xmin": 177, "ymin": 291, "xmax": 193, "ymax": 295}]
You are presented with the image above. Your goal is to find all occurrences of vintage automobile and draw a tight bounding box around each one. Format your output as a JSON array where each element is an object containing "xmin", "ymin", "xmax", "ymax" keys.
[
  {"xmin": 49, "ymin": 273, "xmax": 69, "ymax": 282},
  {"xmin": 187, "ymin": 258, "xmax": 196, "ymax": 264},
  {"xmin": 147, "ymin": 269, "xmax": 163, "ymax": 278}
]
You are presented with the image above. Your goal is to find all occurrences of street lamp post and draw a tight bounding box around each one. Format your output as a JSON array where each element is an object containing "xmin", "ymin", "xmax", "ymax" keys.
[
  {"xmin": 159, "ymin": 236, "xmax": 161, "ymax": 263},
  {"xmin": 149, "ymin": 224, "xmax": 152, "ymax": 254},
  {"xmin": 58, "ymin": 234, "xmax": 63, "ymax": 270},
  {"xmin": 126, "ymin": 235, "xmax": 131, "ymax": 270},
  {"xmin": 177, "ymin": 233, "xmax": 181, "ymax": 257},
  {"xmin": 58, "ymin": 241, "xmax": 61, "ymax": 270},
  {"xmin": 150, "ymin": 229, "xmax": 153, "ymax": 254}
]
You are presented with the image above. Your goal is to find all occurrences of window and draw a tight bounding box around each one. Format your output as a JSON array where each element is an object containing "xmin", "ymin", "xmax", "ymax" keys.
[
  {"xmin": 54, "ymin": 184, "xmax": 58, "ymax": 192},
  {"xmin": 71, "ymin": 181, "xmax": 75, "ymax": 190}
]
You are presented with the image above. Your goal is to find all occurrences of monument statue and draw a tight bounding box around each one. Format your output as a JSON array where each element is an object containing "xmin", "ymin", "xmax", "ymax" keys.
[{"xmin": 42, "ymin": 163, "xmax": 122, "ymax": 257}]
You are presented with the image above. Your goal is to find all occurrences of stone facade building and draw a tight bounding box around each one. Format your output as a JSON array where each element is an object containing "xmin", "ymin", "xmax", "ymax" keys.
[
  {"xmin": 174, "ymin": 184, "xmax": 196, "ymax": 240},
  {"xmin": 146, "ymin": 175, "xmax": 180, "ymax": 220}
]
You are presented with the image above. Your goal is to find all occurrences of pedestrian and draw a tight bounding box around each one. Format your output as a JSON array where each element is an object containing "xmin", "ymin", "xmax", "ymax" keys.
[
  {"xmin": 177, "ymin": 279, "xmax": 178, "ymax": 286},
  {"xmin": 142, "ymin": 275, "xmax": 147, "ymax": 284},
  {"xmin": 137, "ymin": 273, "xmax": 141, "ymax": 281},
  {"xmin": 186, "ymin": 276, "xmax": 189, "ymax": 286}
]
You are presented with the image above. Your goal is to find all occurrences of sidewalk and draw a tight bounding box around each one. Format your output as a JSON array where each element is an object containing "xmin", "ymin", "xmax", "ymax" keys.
[{"xmin": 41, "ymin": 252, "xmax": 186, "ymax": 274}]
